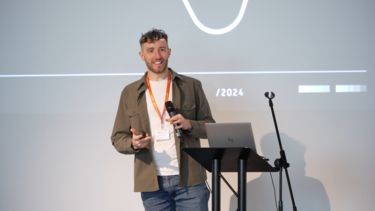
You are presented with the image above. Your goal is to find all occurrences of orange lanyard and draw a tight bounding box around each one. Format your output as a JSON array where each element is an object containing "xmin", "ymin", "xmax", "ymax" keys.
[{"xmin": 146, "ymin": 71, "xmax": 172, "ymax": 125}]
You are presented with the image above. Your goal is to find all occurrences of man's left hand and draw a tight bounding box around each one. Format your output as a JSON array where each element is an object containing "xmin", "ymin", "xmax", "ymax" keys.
[{"xmin": 166, "ymin": 114, "xmax": 192, "ymax": 130}]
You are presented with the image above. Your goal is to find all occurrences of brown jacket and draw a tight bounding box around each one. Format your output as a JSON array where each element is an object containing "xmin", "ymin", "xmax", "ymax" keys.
[{"xmin": 111, "ymin": 69, "xmax": 215, "ymax": 192}]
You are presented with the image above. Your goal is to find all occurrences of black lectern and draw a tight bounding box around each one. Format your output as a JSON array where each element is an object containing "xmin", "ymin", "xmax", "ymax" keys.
[{"xmin": 184, "ymin": 147, "xmax": 277, "ymax": 211}]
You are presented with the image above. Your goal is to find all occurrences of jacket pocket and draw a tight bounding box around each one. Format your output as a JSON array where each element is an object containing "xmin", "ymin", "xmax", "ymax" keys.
[{"xmin": 180, "ymin": 104, "xmax": 196, "ymax": 119}]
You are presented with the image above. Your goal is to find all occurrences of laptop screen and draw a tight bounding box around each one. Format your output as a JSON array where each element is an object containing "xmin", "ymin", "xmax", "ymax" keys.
[{"xmin": 206, "ymin": 122, "xmax": 257, "ymax": 151}]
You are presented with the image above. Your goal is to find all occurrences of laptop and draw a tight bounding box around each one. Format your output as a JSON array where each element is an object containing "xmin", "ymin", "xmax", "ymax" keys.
[{"xmin": 206, "ymin": 122, "xmax": 257, "ymax": 151}]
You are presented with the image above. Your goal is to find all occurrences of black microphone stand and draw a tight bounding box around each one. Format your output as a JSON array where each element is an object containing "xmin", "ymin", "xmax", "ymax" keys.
[{"xmin": 264, "ymin": 92, "xmax": 298, "ymax": 211}]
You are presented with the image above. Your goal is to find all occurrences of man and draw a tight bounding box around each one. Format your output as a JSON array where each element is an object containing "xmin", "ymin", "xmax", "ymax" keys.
[{"xmin": 111, "ymin": 28, "xmax": 215, "ymax": 211}]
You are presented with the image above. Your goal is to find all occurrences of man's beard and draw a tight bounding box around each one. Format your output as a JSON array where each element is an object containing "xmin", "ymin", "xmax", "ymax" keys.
[{"xmin": 146, "ymin": 60, "xmax": 168, "ymax": 74}]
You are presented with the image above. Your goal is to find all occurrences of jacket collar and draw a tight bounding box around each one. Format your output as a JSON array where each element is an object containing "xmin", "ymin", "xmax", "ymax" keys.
[{"xmin": 135, "ymin": 68, "xmax": 183, "ymax": 101}]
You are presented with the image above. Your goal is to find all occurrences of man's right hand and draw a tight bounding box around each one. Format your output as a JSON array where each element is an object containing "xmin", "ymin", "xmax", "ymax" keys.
[{"xmin": 130, "ymin": 128, "xmax": 151, "ymax": 150}]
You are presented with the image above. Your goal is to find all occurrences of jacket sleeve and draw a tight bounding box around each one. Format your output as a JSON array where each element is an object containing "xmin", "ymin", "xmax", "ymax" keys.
[{"xmin": 111, "ymin": 89, "xmax": 138, "ymax": 154}]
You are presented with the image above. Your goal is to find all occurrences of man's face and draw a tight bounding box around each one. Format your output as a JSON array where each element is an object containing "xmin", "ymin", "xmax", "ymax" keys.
[{"xmin": 139, "ymin": 38, "xmax": 171, "ymax": 75}]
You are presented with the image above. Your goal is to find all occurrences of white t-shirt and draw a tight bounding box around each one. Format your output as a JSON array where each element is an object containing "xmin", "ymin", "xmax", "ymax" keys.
[{"xmin": 146, "ymin": 79, "xmax": 179, "ymax": 176}]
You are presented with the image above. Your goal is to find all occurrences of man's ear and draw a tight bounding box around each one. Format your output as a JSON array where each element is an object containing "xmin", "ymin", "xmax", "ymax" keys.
[{"xmin": 139, "ymin": 51, "xmax": 145, "ymax": 61}]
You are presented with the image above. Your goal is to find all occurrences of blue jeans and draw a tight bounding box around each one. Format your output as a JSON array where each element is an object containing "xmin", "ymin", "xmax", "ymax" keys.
[{"xmin": 141, "ymin": 175, "xmax": 210, "ymax": 211}]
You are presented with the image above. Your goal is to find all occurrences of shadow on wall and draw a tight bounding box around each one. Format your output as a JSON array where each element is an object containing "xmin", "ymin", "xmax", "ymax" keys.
[{"xmin": 229, "ymin": 133, "xmax": 330, "ymax": 211}]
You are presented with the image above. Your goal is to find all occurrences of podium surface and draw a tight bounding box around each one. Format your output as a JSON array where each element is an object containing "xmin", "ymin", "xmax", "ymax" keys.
[{"xmin": 185, "ymin": 147, "xmax": 276, "ymax": 172}]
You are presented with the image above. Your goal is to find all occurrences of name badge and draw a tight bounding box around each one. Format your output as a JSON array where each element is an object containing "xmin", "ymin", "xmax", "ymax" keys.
[{"xmin": 155, "ymin": 129, "xmax": 170, "ymax": 141}]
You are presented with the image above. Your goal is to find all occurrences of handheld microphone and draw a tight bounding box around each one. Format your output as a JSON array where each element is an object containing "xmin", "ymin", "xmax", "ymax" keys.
[{"xmin": 165, "ymin": 101, "xmax": 182, "ymax": 137}]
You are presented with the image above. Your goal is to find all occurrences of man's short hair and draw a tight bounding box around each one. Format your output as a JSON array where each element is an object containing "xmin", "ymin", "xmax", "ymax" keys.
[{"xmin": 139, "ymin": 28, "xmax": 168, "ymax": 46}]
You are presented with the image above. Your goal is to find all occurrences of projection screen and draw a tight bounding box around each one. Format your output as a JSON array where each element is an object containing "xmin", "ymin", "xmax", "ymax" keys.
[{"xmin": 1, "ymin": 0, "xmax": 374, "ymax": 210}]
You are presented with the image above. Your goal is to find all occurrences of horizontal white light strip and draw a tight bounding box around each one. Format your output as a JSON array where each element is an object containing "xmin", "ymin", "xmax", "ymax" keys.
[
  {"xmin": 298, "ymin": 85, "xmax": 330, "ymax": 93},
  {"xmin": 0, "ymin": 73, "xmax": 143, "ymax": 78},
  {"xmin": 335, "ymin": 85, "xmax": 367, "ymax": 93},
  {"xmin": 182, "ymin": 70, "xmax": 367, "ymax": 75},
  {"xmin": 0, "ymin": 70, "xmax": 367, "ymax": 78}
]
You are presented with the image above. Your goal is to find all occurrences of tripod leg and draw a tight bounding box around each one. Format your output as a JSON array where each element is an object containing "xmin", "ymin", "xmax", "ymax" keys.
[
  {"xmin": 278, "ymin": 168, "xmax": 283, "ymax": 211},
  {"xmin": 284, "ymin": 167, "xmax": 298, "ymax": 211}
]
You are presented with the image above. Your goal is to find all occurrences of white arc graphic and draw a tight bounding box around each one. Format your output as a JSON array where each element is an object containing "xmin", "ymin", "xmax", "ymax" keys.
[{"xmin": 182, "ymin": 0, "xmax": 249, "ymax": 35}]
